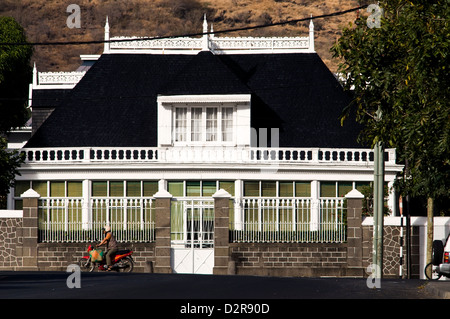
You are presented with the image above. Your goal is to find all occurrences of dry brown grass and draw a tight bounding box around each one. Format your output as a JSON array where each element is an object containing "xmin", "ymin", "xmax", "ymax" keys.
[{"xmin": 0, "ymin": 0, "xmax": 361, "ymax": 72}]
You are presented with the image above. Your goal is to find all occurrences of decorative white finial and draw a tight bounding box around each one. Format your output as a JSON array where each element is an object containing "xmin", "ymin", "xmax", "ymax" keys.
[
  {"xmin": 309, "ymin": 14, "xmax": 315, "ymax": 52},
  {"xmin": 202, "ymin": 13, "xmax": 209, "ymax": 51},
  {"xmin": 104, "ymin": 16, "xmax": 110, "ymax": 53}
]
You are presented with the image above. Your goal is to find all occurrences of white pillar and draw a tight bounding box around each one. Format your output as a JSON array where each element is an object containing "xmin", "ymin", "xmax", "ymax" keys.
[
  {"xmin": 82, "ymin": 180, "xmax": 91, "ymax": 230},
  {"xmin": 310, "ymin": 180, "xmax": 319, "ymax": 231},
  {"xmin": 309, "ymin": 16, "xmax": 315, "ymax": 53}
]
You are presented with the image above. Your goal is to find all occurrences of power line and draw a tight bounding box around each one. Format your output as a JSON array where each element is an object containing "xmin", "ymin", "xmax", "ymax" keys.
[{"xmin": 0, "ymin": 5, "xmax": 368, "ymax": 47}]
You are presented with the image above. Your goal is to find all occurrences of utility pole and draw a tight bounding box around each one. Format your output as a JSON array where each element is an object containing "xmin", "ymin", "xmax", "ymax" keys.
[{"xmin": 373, "ymin": 108, "xmax": 384, "ymax": 280}]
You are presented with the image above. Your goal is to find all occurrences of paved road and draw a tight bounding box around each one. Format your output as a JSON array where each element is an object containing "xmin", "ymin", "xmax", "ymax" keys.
[{"xmin": 1, "ymin": 271, "xmax": 442, "ymax": 316}]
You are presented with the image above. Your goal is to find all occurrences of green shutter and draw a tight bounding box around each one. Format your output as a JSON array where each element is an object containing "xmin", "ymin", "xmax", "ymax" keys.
[
  {"xmin": 202, "ymin": 181, "xmax": 217, "ymax": 197},
  {"xmin": 261, "ymin": 181, "xmax": 276, "ymax": 197},
  {"xmin": 320, "ymin": 182, "xmax": 336, "ymax": 197},
  {"xmin": 92, "ymin": 181, "xmax": 107, "ymax": 197},
  {"xmin": 295, "ymin": 182, "xmax": 311, "ymax": 197},
  {"xmin": 219, "ymin": 181, "xmax": 235, "ymax": 196},
  {"xmin": 110, "ymin": 181, "xmax": 124, "ymax": 197},
  {"xmin": 186, "ymin": 181, "xmax": 200, "ymax": 197},
  {"xmin": 143, "ymin": 181, "xmax": 158, "ymax": 197},
  {"xmin": 338, "ymin": 182, "xmax": 353, "ymax": 197},
  {"xmin": 126, "ymin": 181, "xmax": 141, "ymax": 197},
  {"xmin": 67, "ymin": 182, "xmax": 82, "ymax": 197},
  {"xmin": 279, "ymin": 182, "xmax": 293, "ymax": 197},
  {"xmin": 244, "ymin": 181, "xmax": 259, "ymax": 197},
  {"xmin": 168, "ymin": 181, "xmax": 184, "ymax": 197},
  {"xmin": 32, "ymin": 181, "xmax": 48, "ymax": 197}
]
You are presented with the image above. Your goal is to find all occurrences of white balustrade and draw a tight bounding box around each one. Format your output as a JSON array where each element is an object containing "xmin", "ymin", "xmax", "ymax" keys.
[{"xmin": 22, "ymin": 146, "xmax": 397, "ymax": 165}]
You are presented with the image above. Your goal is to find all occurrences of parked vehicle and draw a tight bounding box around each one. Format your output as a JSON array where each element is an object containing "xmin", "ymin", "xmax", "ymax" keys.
[
  {"xmin": 424, "ymin": 234, "xmax": 450, "ymax": 280},
  {"xmin": 79, "ymin": 244, "xmax": 134, "ymax": 273}
]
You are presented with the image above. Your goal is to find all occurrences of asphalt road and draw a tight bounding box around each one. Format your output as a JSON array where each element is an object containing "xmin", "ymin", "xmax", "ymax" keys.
[{"xmin": 0, "ymin": 271, "xmax": 441, "ymax": 317}]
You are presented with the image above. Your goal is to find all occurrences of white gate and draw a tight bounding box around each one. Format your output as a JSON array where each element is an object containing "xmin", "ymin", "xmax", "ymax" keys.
[{"xmin": 170, "ymin": 199, "xmax": 215, "ymax": 274}]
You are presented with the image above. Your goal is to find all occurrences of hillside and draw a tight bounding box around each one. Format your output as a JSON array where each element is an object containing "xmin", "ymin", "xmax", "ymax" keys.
[{"xmin": 0, "ymin": 0, "xmax": 363, "ymax": 72}]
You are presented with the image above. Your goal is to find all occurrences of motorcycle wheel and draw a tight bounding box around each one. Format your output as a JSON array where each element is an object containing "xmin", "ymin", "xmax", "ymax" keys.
[
  {"xmin": 424, "ymin": 262, "xmax": 442, "ymax": 280},
  {"xmin": 117, "ymin": 256, "xmax": 134, "ymax": 273},
  {"xmin": 78, "ymin": 258, "xmax": 91, "ymax": 272}
]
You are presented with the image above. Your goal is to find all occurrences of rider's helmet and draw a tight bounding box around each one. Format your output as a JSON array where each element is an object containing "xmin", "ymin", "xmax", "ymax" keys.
[{"xmin": 103, "ymin": 225, "xmax": 111, "ymax": 232}]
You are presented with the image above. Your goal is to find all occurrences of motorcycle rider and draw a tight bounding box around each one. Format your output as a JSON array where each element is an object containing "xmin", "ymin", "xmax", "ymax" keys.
[{"xmin": 97, "ymin": 225, "xmax": 118, "ymax": 271}]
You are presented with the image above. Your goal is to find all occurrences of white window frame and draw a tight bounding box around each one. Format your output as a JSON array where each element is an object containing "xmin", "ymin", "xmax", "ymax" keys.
[{"xmin": 157, "ymin": 94, "xmax": 251, "ymax": 147}]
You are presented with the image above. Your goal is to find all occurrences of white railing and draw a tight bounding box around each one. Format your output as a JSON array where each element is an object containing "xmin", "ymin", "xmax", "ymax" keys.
[
  {"xmin": 38, "ymin": 197, "xmax": 155, "ymax": 243},
  {"xmin": 22, "ymin": 146, "xmax": 397, "ymax": 165},
  {"xmin": 37, "ymin": 71, "xmax": 86, "ymax": 85},
  {"xmin": 230, "ymin": 197, "xmax": 346, "ymax": 243}
]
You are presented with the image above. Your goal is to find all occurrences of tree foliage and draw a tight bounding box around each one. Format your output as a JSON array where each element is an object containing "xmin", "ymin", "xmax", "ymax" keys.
[
  {"xmin": 331, "ymin": 1, "xmax": 449, "ymax": 204},
  {"xmin": 0, "ymin": 17, "xmax": 31, "ymax": 205},
  {"xmin": 0, "ymin": 16, "xmax": 33, "ymax": 133}
]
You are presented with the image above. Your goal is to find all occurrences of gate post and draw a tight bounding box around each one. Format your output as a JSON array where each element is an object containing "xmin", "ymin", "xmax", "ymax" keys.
[
  {"xmin": 212, "ymin": 189, "xmax": 231, "ymax": 275},
  {"xmin": 20, "ymin": 188, "xmax": 40, "ymax": 270},
  {"xmin": 345, "ymin": 189, "xmax": 364, "ymax": 268},
  {"xmin": 153, "ymin": 190, "xmax": 173, "ymax": 273}
]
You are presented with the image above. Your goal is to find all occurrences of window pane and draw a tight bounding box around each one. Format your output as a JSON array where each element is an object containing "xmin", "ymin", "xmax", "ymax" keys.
[
  {"xmin": 338, "ymin": 182, "xmax": 353, "ymax": 197},
  {"xmin": 110, "ymin": 181, "xmax": 124, "ymax": 197},
  {"xmin": 279, "ymin": 182, "xmax": 293, "ymax": 197},
  {"xmin": 14, "ymin": 181, "xmax": 30, "ymax": 197},
  {"xmin": 186, "ymin": 181, "xmax": 200, "ymax": 197},
  {"xmin": 219, "ymin": 181, "xmax": 235, "ymax": 196},
  {"xmin": 143, "ymin": 181, "xmax": 158, "ymax": 197},
  {"xmin": 175, "ymin": 108, "xmax": 187, "ymax": 142},
  {"xmin": 206, "ymin": 108, "xmax": 217, "ymax": 141},
  {"xmin": 222, "ymin": 107, "xmax": 233, "ymax": 142},
  {"xmin": 50, "ymin": 181, "xmax": 65, "ymax": 197},
  {"xmin": 127, "ymin": 181, "xmax": 141, "ymax": 197},
  {"xmin": 32, "ymin": 181, "xmax": 47, "ymax": 197},
  {"xmin": 202, "ymin": 181, "xmax": 217, "ymax": 197},
  {"xmin": 68, "ymin": 182, "xmax": 82, "ymax": 197},
  {"xmin": 244, "ymin": 181, "xmax": 259, "ymax": 197},
  {"xmin": 261, "ymin": 181, "xmax": 276, "ymax": 197},
  {"xmin": 191, "ymin": 108, "xmax": 202, "ymax": 142},
  {"xmin": 92, "ymin": 181, "xmax": 107, "ymax": 197},
  {"xmin": 295, "ymin": 182, "xmax": 311, "ymax": 197},
  {"xmin": 168, "ymin": 181, "xmax": 184, "ymax": 197},
  {"xmin": 320, "ymin": 182, "xmax": 336, "ymax": 197}
]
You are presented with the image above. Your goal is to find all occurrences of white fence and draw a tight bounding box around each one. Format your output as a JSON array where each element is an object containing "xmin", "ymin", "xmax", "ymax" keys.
[
  {"xmin": 38, "ymin": 198, "xmax": 155, "ymax": 243},
  {"xmin": 230, "ymin": 198, "xmax": 346, "ymax": 243}
]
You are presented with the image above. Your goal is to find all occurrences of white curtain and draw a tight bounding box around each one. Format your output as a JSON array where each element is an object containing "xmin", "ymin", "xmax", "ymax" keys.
[
  {"xmin": 175, "ymin": 108, "xmax": 187, "ymax": 142},
  {"xmin": 206, "ymin": 108, "xmax": 217, "ymax": 141},
  {"xmin": 191, "ymin": 108, "xmax": 202, "ymax": 142},
  {"xmin": 221, "ymin": 107, "xmax": 233, "ymax": 142}
]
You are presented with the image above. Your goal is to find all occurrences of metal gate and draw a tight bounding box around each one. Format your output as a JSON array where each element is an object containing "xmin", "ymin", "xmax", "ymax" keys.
[{"xmin": 170, "ymin": 199, "xmax": 215, "ymax": 274}]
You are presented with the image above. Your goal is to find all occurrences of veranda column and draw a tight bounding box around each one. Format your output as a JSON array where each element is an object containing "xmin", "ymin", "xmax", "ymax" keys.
[
  {"xmin": 20, "ymin": 188, "xmax": 40, "ymax": 270},
  {"xmin": 212, "ymin": 189, "xmax": 231, "ymax": 275},
  {"xmin": 153, "ymin": 189, "xmax": 173, "ymax": 273},
  {"xmin": 345, "ymin": 189, "xmax": 364, "ymax": 268}
]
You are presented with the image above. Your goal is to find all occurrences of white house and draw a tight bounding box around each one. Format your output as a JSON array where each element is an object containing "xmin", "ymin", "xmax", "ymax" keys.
[{"xmin": 8, "ymin": 17, "xmax": 404, "ymax": 274}]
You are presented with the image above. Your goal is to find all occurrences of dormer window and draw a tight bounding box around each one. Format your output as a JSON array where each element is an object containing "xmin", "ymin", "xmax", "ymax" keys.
[
  {"xmin": 173, "ymin": 106, "xmax": 234, "ymax": 143},
  {"xmin": 157, "ymin": 94, "xmax": 251, "ymax": 147}
]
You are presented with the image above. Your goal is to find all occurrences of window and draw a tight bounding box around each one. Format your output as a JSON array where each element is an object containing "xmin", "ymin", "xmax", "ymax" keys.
[
  {"xmin": 243, "ymin": 181, "xmax": 312, "ymax": 198},
  {"xmin": 172, "ymin": 106, "xmax": 234, "ymax": 144},
  {"xmin": 319, "ymin": 181, "xmax": 363, "ymax": 197},
  {"xmin": 167, "ymin": 180, "xmax": 235, "ymax": 197}
]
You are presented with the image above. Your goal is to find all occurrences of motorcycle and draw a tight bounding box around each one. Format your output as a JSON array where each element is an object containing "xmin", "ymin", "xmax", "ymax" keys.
[
  {"xmin": 78, "ymin": 244, "xmax": 134, "ymax": 273},
  {"xmin": 424, "ymin": 237, "xmax": 450, "ymax": 280}
]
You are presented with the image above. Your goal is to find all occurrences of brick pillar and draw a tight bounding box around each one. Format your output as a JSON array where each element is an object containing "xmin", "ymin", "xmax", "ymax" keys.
[
  {"xmin": 345, "ymin": 189, "xmax": 364, "ymax": 268},
  {"xmin": 20, "ymin": 188, "xmax": 40, "ymax": 270},
  {"xmin": 153, "ymin": 190, "xmax": 172, "ymax": 273},
  {"xmin": 212, "ymin": 189, "xmax": 231, "ymax": 275}
]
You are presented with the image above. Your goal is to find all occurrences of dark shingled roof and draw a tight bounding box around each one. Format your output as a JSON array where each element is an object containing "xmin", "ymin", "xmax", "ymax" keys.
[
  {"xmin": 25, "ymin": 51, "xmax": 362, "ymax": 148},
  {"xmin": 31, "ymin": 89, "xmax": 72, "ymax": 108}
]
